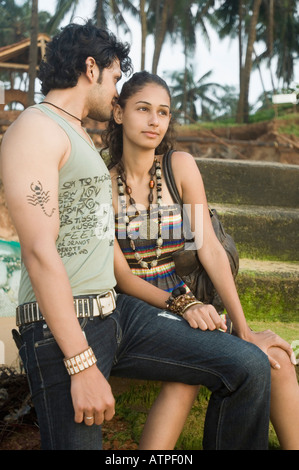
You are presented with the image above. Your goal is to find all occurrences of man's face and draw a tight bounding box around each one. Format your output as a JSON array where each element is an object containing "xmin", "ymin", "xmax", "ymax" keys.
[{"xmin": 87, "ymin": 59, "xmax": 122, "ymax": 122}]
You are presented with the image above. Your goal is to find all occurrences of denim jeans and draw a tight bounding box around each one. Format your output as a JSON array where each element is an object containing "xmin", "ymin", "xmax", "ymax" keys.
[{"xmin": 19, "ymin": 294, "xmax": 271, "ymax": 450}]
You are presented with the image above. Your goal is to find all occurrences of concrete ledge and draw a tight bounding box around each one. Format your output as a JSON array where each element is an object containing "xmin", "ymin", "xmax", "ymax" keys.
[
  {"xmin": 237, "ymin": 276, "xmax": 299, "ymax": 322},
  {"xmin": 237, "ymin": 258, "xmax": 299, "ymax": 322},
  {"xmin": 213, "ymin": 204, "xmax": 299, "ymax": 261},
  {"xmin": 239, "ymin": 258, "xmax": 299, "ymax": 277},
  {"xmin": 196, "ymin": 158, "xmax": 299, "ymax": 208}
]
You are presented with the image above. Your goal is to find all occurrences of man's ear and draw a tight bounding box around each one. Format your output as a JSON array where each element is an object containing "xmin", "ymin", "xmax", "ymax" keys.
[
  {"xmin": 113, "ymin": 104, "xmax": 123, "ymax": 124},
  {"xmin": 85, "ymin": 56, "xmax": 96, "ymax": 81}
]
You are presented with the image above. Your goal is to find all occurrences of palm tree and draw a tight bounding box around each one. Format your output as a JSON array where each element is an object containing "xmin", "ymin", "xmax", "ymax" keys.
[
  {"xmin": 0, "ymin": 0, "xmax": 31, "ymax": 46},
  {"xmin": 144, "ymin": 0, "xmax": 174, "ymax": 74},
  {"xmin": 270, "ymin": 0, "xmax": 299, "ymax": 89},
  {"xmin": 139, "ymin": 0, "xmax": 147, "ymax": 69},
  {"xmin": 216, "ymin": 0, "xmax": 263, "ymax": 123},
  {"xmin": 0, "ymin": 0, "xmax": 51, "ymax": 107},
  {"xmin": 215, "ymin": 0, "xmax": 243, "ymax": 88},
  {"xmin": 252, "ymin": 0, "xmax": 299, "ymax": 95},
  {"xmin": 236, "ymin": 0, "xmax": 262, "ymax": 122},
  {"xmin": 169, "ymin": 67, "xmax": 224, "ymax": 123},
  {"xmin": 146, "ymin": 0, "xmax": 215, "ymax": 75},
  {"xmin": 47, "ymin": 0, "xmax": 135, "ymax": 35},
  {"xmin": 94, "ymin": 0, "xmax": 137, "ymax": 34},
  {"xmin": 213, "ymin": 84, "xmax": 240, "ymax": 121},
  {"xmin": 45, "ymin": 0, "xmax": 81, "ymax": 33},
  {"xmin": 173, "ymin": 1, "xmax": 216, "ymax": 123}
]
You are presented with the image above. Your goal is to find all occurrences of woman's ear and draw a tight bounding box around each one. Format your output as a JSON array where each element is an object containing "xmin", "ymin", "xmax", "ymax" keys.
[{"xmin": 113, "ymin": 104, "xmax": 123, "ymax": 124}]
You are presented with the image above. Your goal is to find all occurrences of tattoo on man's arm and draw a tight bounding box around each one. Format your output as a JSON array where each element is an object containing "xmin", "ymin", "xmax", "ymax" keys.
[{"xmin": 27, "ymin": 181, "xmax": 56, "ymax": 217}]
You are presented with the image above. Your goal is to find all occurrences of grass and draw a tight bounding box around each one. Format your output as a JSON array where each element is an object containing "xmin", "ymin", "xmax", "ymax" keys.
[
  {"xmin": 109, "ymin": 321, "xmax": 299, "ymax": 451},
  {"xmin": 248, "ymin": 320, "xmax": 299, "ymax": 344},
  {"xmin": 177, "ymin": 111, "xmax": 299, "ymax": 136}
]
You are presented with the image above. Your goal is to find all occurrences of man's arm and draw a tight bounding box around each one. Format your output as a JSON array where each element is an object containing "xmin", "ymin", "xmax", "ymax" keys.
[{"xmin": 0, "ymin": 109, "xmax": 115, "ymax": 424}]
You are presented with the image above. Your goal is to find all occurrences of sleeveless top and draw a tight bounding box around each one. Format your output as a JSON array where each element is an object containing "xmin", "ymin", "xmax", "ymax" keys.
[
  {"xmin": 115, "ymin": 192, "xmax": 230, "ymax": 331},
  {"xmin": 115, "ymin": 203, "xmax": 189, "ymax": 293},
  {"xmin": 19, "ymin": 104, "xmax": 116, "ymax": 304}
]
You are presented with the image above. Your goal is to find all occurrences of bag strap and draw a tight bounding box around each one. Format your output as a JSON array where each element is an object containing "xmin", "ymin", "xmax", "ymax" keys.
[
  {"xmin": 163, "ymin": 149, "xmax": 213, "ymax": 218},
  {"xmin": 163, "ymin": 149, "xmax": 196, "ymax": 242},
  {"xmin": 162, "ymin": 149, "xmax": 183, "ymax": 206}
]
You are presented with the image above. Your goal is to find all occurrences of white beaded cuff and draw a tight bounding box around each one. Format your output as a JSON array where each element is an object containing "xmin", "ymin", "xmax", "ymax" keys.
[{"xmin": 63, "ymin": 347, "xmax": 97, "ymax": 376}]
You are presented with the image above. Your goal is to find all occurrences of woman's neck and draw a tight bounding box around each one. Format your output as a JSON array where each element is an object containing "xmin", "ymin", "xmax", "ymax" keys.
[{"xmin": 121, "ymin": 148, "xmax": 157, "ymax": 182}]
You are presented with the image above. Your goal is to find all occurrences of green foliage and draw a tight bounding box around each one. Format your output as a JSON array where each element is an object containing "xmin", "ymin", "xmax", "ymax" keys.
[
  {"xmin": 168, "ymin": 66, "xmax": 225, "ymax": 123},
  {"xmin": 249, "ymin": 108, "xmax": 276, "ymax": 123},
  {"xmin": 278, "ymin": 121, "xmax": 299, "ymax": 138},
  {"xmin": 0, "ymin": 0, "xmax": 52, "ymax": 46}
]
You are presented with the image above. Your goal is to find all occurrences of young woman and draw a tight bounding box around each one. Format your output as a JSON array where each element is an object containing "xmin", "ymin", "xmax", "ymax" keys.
[{"xmin": 101, "ymin": 71, "xmax": 299, "ymax": 450}]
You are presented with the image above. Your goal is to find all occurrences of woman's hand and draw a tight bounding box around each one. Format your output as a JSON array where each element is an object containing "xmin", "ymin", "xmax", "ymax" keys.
[
  {"xmin": 244, "ymin": 329, "xmax": 296, "ymax": 370},
  {"xmin": 182, "ymin": 303, "xmax": 227, "ymax": 332}
]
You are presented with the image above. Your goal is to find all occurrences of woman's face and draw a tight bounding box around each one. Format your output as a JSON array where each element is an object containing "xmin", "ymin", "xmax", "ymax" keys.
[{"xmin": 114, "ymin": 83, "xmax": 171, "ymax": 151}]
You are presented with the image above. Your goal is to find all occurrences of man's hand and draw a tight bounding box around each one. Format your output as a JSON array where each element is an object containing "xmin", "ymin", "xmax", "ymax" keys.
[{"xmin": 71, "ymin": 365, "xmax": 115, "ymax": 426}]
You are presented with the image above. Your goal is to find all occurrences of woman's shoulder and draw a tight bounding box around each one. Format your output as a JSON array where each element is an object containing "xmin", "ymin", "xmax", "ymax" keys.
[{"xmin": 166, "ymin": 150, "xmax": 200, "ymax": 174}]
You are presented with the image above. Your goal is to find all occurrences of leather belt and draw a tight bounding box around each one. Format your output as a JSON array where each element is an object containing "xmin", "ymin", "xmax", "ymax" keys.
[{"xmin": 16, "ymin": 289, "xmax": 116, "ymax": 327}]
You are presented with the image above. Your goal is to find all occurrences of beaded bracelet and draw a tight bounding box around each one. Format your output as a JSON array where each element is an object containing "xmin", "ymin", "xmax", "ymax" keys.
[
  {"xmin": 180, "ymin": 300, "xmax": 204, "ymax": 315},
  {"xmin": 63, "ymin": 347, "xmax": 97, "ymax": 376},
  {"xmin": 166, "ymin": 287, "xmax": 203, "ymax": 317}
]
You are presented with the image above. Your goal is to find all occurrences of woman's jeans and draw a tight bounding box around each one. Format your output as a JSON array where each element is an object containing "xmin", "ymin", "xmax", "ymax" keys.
[{"xmin": 19, "ymin": 294, "xmax": 271, "ymax": 450}]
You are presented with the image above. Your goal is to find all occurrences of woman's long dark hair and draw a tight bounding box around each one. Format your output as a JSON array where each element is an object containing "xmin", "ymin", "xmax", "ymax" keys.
[{"xmin": 101, "ymin": 71, "xmax": 176, "ymax": 168}]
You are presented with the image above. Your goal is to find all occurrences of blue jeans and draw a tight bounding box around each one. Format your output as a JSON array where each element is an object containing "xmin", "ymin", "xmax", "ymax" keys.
[{"xmin": 19, "ymin": 294, "xmax": 271, "ymax": 450}]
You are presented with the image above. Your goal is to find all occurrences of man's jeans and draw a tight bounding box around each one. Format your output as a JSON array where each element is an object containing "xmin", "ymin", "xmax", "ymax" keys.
[{"xmin": 19, "ymin": 294, "xmax": 271, "ymax": 450}]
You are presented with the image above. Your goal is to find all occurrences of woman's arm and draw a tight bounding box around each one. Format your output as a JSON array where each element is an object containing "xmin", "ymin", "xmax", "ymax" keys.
[
  {"xmin": 171, "ymin": 151, "xmax": 294, "ymax": 367},
  {"xmin": 114, "ymin": 240, "xmax": 169, "ymax": 308},
  {"xmin": 114, "ymin": 237, "xmax": 226, "ymax": 331}
]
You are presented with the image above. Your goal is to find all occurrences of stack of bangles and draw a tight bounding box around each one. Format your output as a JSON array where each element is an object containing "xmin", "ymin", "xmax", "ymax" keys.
[{"xmin": 166, "ymin": 287, "xmax": 203, "ymax": 317}]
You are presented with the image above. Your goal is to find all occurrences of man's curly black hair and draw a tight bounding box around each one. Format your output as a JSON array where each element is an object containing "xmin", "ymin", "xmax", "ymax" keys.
[{"xmin": 38, "ymin": 20, "xmax": 133, "ymax": 96}]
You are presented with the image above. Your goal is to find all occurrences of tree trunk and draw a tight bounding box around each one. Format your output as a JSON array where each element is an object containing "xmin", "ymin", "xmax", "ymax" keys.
[
  {"xmin": 236, "ymin": 0, "xmax": 262, "ymax": 123},
  {"xmin": 151, "ymin": 0, "xmax": 173, "ymax": 74},
  {"xmin": 267, "ymin": 0, "xmax": 276, "ymax": 92},
  {"xmin": 182, "ymin": 38, "xmax": 188, "ymax": 124},
  {"xmin": 28, "ymin": 0, "xmax": 38, "ymax": 106},
  {"xmin": 238, "ymin": 0, "xmax": 243, "ymax": 90},
  {"xmin": 95, "ymin": 0, "xmax": 103, "ymax": 28},
  {"xmin": 140, "ymin": 0, "xmax": 147, "ymax": 70}
]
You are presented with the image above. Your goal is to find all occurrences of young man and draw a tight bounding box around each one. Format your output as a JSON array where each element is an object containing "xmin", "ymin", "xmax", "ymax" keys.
[
  {"xmin": 0, "ymin": 21, "xmax": 130, "ymax": 449},
  {"xmin": 0, "ymin": 21, "xmax": 280, "ymax": 450}
]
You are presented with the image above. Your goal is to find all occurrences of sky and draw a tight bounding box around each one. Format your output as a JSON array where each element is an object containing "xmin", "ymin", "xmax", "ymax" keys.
[{"xmin": 37, "ymin": 0, "xmax": 295, "ymax": 108}]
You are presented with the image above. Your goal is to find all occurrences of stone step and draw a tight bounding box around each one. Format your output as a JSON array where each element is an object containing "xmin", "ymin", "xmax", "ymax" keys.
[
  {"xmin": 196, "ymin": 158, "xmax": 299, "ymax": 208},
  {"xmin": 239, "ymin": 257, "xmax": 299, "ymax": 276},
  {"xmin": 236, "ymin": 258, "xmax": 299, "ymax": 322},
  {"xmin": 212, "ymin": 203, "xmax": 299, "ymax": 262}
]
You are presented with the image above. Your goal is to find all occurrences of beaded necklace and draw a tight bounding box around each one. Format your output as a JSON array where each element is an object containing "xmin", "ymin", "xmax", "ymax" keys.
[{"xmin": 117, "ymin": 158, "xmax": 163, "ymax": 269}]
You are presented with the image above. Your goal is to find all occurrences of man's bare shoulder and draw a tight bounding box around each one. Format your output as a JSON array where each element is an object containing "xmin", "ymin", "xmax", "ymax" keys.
[
  {"xmin": 1, "ymin": 106, "xmax": 70, "ymax": 165},
  {"xmin": 4, "ymin": 106, "xmax": 65, "ymax": 140}
]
